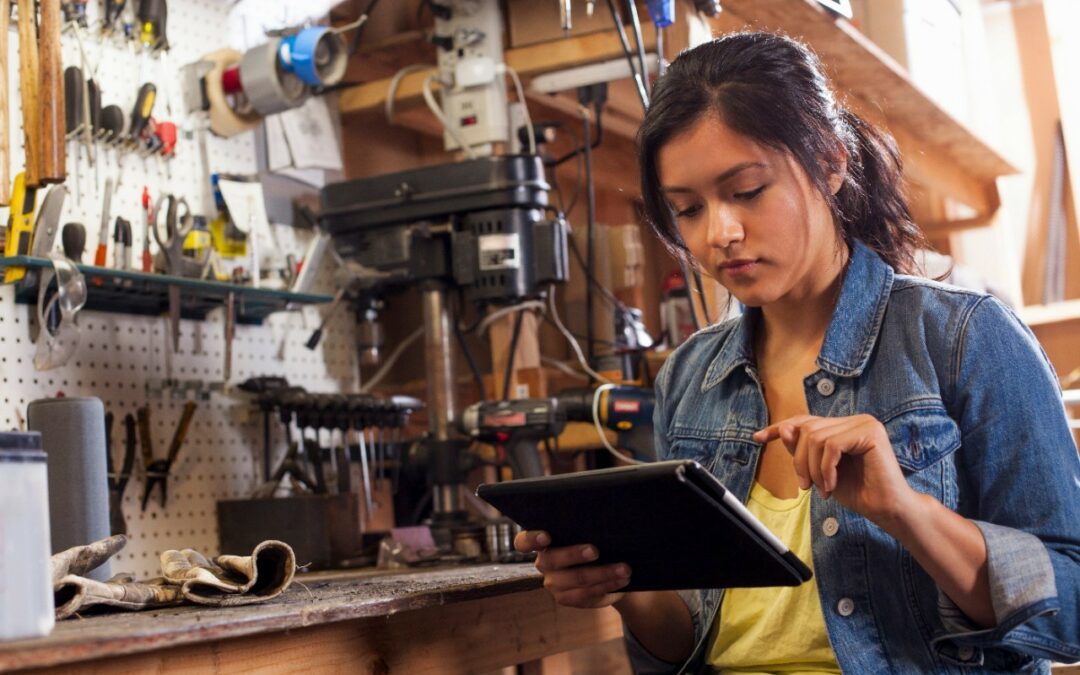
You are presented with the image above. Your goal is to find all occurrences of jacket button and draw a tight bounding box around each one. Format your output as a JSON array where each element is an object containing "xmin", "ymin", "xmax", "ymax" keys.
[
  {"xmin": 957, "ymin": 646, "xmax": 976, "ymax": 661},
  {"xmin": 837, "ymin": 597, "xmax": 855, "ymax": 616},
  {"xmin": 822, "ymin": 517, "xmax": 840, "ymax": 537},
  {"xmin": 816, "ymin": 378, "xmax": 836, "ymax": 396}
]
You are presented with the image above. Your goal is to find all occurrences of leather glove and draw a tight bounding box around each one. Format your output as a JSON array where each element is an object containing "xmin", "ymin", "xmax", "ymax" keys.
[
  {"xmin": 160, "ymin": 540, "xmax": 296, "ymax": 606},
  {"xmin": 50, "ymin": 534, "xmax": 128, "ymax": 584},
  {"xmin": 54, "ymin": 574, "xmax": 183, "ymax": 620},
  {"xmin": 51, "ymin": 536, "xmax": 183, "ymax": 619}
]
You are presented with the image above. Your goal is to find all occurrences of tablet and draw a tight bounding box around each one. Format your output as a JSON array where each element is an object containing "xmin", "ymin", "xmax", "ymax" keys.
[{"xmin": 476, "ymin": 460, "xmax": 812, "ymax": 591}]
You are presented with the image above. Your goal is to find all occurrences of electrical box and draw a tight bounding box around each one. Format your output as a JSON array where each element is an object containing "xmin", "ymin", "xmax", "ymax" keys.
[{"xmin": 434, "ymin": 0, "xmax": 509, "ymax": 154}]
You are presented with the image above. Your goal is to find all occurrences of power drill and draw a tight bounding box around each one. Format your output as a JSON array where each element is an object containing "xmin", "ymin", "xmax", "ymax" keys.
[
  {"xmin": 461, "ymin": 399, "xmax": 567, "ymax": 479},
  {"xmin": 556, "ymin": 386, "xmax": 656, "ymax": 461}
]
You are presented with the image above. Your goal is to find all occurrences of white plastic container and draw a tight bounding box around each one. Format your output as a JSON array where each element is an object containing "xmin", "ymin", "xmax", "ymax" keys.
[{"xmin": 0, "ymin": 431, "xmax": 55, "ymax": 641}]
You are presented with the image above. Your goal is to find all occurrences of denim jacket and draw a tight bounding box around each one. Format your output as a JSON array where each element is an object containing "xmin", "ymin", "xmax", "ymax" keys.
[{"xmin": 625, "ymin": 241, "xmax": 1080, "ymax": 674}]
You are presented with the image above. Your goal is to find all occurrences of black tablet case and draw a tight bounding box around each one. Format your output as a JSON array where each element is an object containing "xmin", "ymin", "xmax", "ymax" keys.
[{"xmin": 476, "ymin": 460, "xmax": 813, "ymax": 592}]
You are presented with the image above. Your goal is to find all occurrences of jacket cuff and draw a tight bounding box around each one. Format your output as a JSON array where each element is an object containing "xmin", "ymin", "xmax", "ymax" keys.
[
  {"xmin": 932, "ymin": 521, "xmax": 1060, "ymax": 657},
  {"xmin": 621, "ymin": 591, "xmax": 699, "ymax": 675}
]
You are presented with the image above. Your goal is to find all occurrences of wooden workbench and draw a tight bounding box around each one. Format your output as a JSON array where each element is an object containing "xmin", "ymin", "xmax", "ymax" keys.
[{"xmin": 0, "ymin": 564, "xmax": 626, "ymax": 674}]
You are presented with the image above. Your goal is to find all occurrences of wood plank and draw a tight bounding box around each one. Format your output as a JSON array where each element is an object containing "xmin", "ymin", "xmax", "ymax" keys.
[
  {"xmin": 1020, "ymin": 299, "xmax": 1080, "ymax": 328},
  {"xmin": 25, "ymin": 590, "xmax": 623, "ymax": 675},
  {"xmin": 0, "ymin": 565, "xmax": 545, "ymax": 672},
  {"xmin": 1043, "ymin": 0, "xmax": 1080, "ymax": 254},
  {"xmin": 339, "ymin": 29, "xmax": 656, "ymax": 116},
  {"xmin": 715, "ymin": 0, "xmax": 1016, "ymax": 183}
]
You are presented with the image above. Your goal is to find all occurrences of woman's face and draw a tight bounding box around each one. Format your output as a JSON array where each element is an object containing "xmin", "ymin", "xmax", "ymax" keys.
[{"xmin": 657, "ymin": 116, "xmax": 846, "ymax": 309}]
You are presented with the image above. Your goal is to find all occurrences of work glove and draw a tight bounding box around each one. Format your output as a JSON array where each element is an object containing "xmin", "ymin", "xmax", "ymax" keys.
[
  {"xmin": 160, "ymin": 539, "xmax": 296, "ymax": 606},
  {"xmin": 50, "ymin": 534, "xmax": 128, "ymax": 583},
  {"xmin": 53, "ymin": 574, "xmax": 183, "ymax": 620},
  {"xmin": 50, "ymin": 535, "xmax": 183, "ymax": 619}
]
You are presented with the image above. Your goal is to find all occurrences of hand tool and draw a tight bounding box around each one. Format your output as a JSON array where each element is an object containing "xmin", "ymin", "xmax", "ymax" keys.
[
  {"xmin": 137, "ymin": 0, "xmax": 167, "ymax": 50},
  {"xmin": 141, "ymin": 186, "xmax": 153, "ymax": 272},
  {"xmin": 99, "ymin": 104, "xmax": 124, "ymax": 144},
  {"xmin": 139, "ymin": 400, "xmax": 196, "ymax": 512},
  {"xmin": 64, "ymin": 66, "xmax": 84, "ymax": 201},
  {"xmin": 151, "ymin": 194, "xmax": 195, "ymax": 350},
  {"xmin": 105, "ymin": 413, "xmax": 136, "ymax": 535},
  {"xmin": 39, "ymin": 0, "xmax": 66, "ymax": 184},
  {"xmin": 128, "ymin": 83, "xmax": 156, "ymax": 147},
  {"xmin": 17, "ymin": 0, "xmax": 42, "ymax": 187},
  {"xmin": 0, "ymin": 0, "xmax": 11, "ymax": 205},
  {"xmin": 29, "ymin": 185, "xmax": 68, "ymax": 258},
  {"xmin": 112, "ymin": 216, "xmax": 131, "ymax": 270},
  {"xmin": 103, "ymin": 0, "xmax": 125, "ymax": 34},
  {"xmin": 224, "ymin": 291, "xmax": 235, "ymax": 384},
  {"xmin": 94, "ymin": 178, "xmax": 113, "ymax": 265},
  {"xmin": 61, "ymin": 222, "xmax": 86, "ymax": 262},
  {"xmin": 461, "ymin": 398, "xmax": 566, "ymax": 478},
  {"xmin": 3, "ymin": 172, "xmax": 37, "ymax": 284},
  {"xmin": 348, "ymin": 395, "xmax": 374, "ymax": 519}
]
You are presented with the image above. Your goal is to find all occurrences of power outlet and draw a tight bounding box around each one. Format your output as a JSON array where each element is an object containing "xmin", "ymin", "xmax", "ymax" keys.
[{"xmin": 433, "ymin": 0, "xmax": 509, "ymax": 154}]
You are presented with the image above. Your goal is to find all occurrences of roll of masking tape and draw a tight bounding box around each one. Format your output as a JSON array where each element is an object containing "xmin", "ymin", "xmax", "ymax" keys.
[
  {"xmin": 239, "ymin": 38, "xmax": 309, "ymax": 116},
  {"xmin": 279, "ymin": 27, "xmax": 347, "ymax": 87},
  {"xmin": 202, "ymin": 48, "xmax": 261, "ymax": 138}
]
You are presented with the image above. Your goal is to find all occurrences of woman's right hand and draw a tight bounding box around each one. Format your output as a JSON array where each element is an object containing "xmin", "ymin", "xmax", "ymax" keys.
[{"xmin": 514, "ymin": 530, "xmax": 632, "ymax": 609}]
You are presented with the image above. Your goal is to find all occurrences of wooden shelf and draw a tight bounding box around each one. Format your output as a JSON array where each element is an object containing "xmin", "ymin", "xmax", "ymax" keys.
[
  {"xmin": 719, "ymin": 0, "xmax": 1015, "ymax": 183},
  {"xmin": 336, "ymin": 0, "xmax": 1014, "ymax": 231},
  {"xmin": 1020, "ymin": 299, "xmax": 1080, "ymax": 328}
]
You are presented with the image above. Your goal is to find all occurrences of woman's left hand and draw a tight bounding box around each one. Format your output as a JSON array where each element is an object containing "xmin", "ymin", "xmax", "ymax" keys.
[{"xmin": 753, "ymin": 414, "xmax": 916, "ymax": 525}]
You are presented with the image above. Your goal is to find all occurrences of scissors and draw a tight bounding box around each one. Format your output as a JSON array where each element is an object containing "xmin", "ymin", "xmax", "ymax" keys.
[{"xmin": 151, "ymin": 195, "xmax": 210, "ymax": 350}]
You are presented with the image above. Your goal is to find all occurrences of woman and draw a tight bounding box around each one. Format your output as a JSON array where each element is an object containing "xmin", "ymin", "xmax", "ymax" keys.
[{"xmin": 515, "ymin": 32, "xmax": 1080, "ymax": 673}]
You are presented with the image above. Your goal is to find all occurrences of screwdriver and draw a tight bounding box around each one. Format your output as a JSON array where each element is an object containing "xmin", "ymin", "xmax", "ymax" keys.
[
  {"xmin": 61, "ymin": 222, "xmax": 86, "ymax": 263},
  {"xmin": 94, "ymin": 177, "xmax": 113, "ymax": 266},
  {"xmin": 141, "ymin": 186, "xmax": 152, "ymax": 272},
  {"xmin": 137, "ymin": 0, "xmax": 167, "ymax": 50},
  {"xmin": 129, "ymin": 83, "xmax": 156, "ymax": 147},
  {"xmin": 112, "ymin": 216, "xmax": 131, "ymax": 270},
  {"xmin": 64, "ymin": 66, "xmax": 83, "ymax": 201}
]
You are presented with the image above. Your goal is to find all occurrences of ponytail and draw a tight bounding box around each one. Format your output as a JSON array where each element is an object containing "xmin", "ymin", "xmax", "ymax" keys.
[{"xmin": 833, "ymin": 110, "xmax": 923, "ymax": 274}]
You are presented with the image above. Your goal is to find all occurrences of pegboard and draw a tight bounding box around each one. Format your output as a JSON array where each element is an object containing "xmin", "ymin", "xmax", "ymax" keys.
[{"xmin": 0, "ymin": 0, "xmax": 360, "ymax": 578}]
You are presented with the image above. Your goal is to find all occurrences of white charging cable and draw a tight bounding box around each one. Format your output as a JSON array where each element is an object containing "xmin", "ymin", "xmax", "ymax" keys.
[{"xmin": 593, "ymin": 383, "xmax": 645, "ymax": 465}]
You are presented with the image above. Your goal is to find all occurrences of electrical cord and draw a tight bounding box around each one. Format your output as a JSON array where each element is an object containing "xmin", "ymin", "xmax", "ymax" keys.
[
  {"xmin": 385, "ymin": 64, "xmax": 433, "ymax": 125},
  {"xmin": 582, "ymin": 104, "xmax": 597, "ymax": 366},
  {"xmin": 503, "ymin": 64, "xmax": 537, "ymax": 156},
  {"xmin": 549, "ymin": 285, "xmax": 613, "ymax": 384},
  {"xmin": 344, "ymin": 0, "xmax": 381, "ymax": 56},
  {"xmin": 422, "ymin": 73, "xmax": 478, "ymax": 159},
  {"xmin": 593, "ymin": 384, "xmax": 644, "ymax": 464},
  {"xmin": 565, "ymin": 233, "xmax": 626, "ymax": 311},
  {"xmin": 474, "ymin": 300, "xmax": 546, "ymax": 336},
  {"xmin": 604, "ymin": 0, "xmax": 649, "ymax": 110},
  {"xmin": 541, "ymin": 355, "xmax": 590, "ymax": 381},
  {"xmin": 502, "ymin": 309, "xmax": 526, "ymax": 400},
  {"xmin": 452, "ymin": 302, "xmax": 487, "ymax": 400},
  {"xmin": 359, "ymin": 327, "xmax": 424, "ymax": 394},
  {"xmin": 623, "ymin": 0, "xmax": 650, "ymax": 98}
]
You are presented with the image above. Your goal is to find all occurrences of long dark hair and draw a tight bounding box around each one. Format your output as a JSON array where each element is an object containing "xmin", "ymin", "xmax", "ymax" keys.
[{"xmin": 638, "ymin": 32, "xmax": 924, "ymax": 274}]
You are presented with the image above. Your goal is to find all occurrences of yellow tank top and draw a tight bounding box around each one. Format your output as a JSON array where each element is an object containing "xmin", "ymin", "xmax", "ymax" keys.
[{"xmin": 706, "ymin": 482, "xmax": 841, "ymax": 675}]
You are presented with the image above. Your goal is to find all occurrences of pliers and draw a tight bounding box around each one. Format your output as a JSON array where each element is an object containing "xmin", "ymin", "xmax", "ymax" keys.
[
  {"xmin": 105, "ymin": 412, "xmax": 137, "ymax": 535},
  {"xmin": 138, "ymin": 401, "xmax": 197, "ymax": 512}
]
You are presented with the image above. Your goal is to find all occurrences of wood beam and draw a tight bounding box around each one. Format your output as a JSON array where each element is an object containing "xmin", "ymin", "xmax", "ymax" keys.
[
  {"xmin": 29, "ymin": 590, "xmax": 625, "ymax": 675},
  {"xmin": 717, "ymin": 0, "xmax": 1016, "ymax": 183},
  {"xmin": 340, "ymin": 29, "xmax": 657, "ymax": 117}
]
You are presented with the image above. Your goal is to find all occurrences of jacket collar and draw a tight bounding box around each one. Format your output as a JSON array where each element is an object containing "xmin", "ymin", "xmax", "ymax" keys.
[{"xmin": 701, "ymin": 240, "xmax": 895, "ymax": 391}]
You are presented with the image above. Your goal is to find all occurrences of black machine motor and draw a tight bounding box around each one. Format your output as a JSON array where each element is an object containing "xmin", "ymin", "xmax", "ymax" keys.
[{"xmin": 319, "ymin": 155, "xmax": 569, "ymax": 304}]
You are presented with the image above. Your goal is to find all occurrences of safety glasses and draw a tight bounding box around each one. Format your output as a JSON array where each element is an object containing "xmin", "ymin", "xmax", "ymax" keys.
[{"xmin": 34, "ymin": 254, "xmax": 87, "ymax": 371}]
